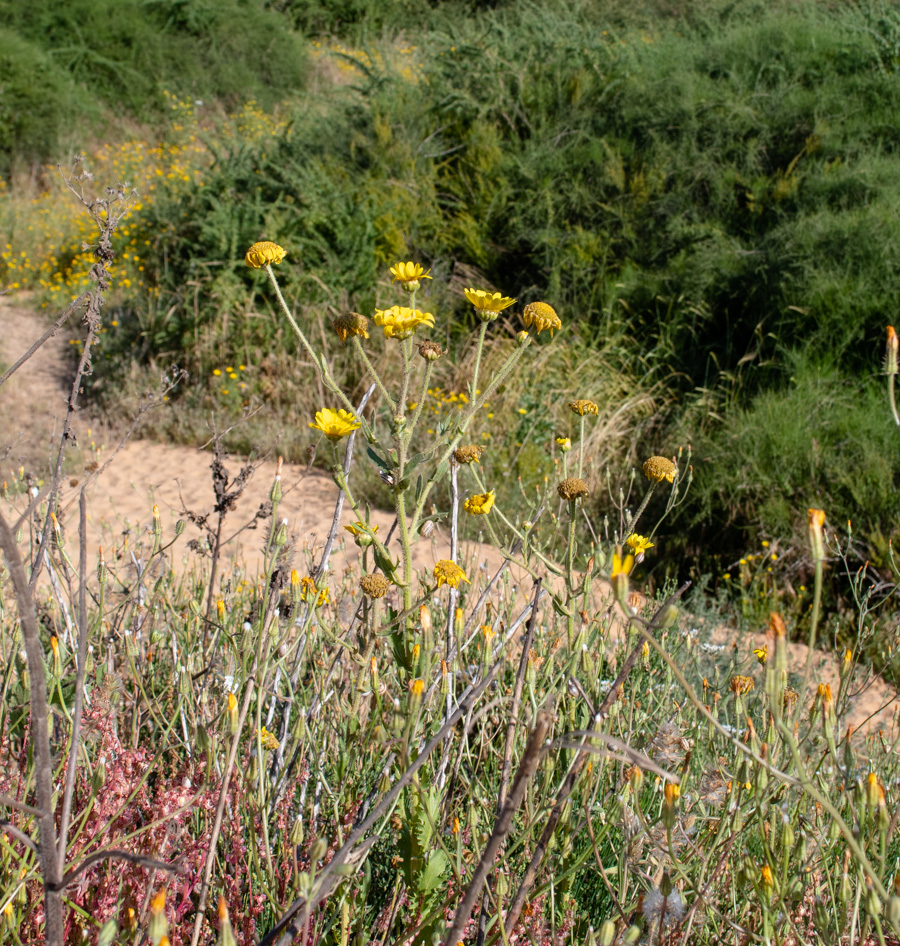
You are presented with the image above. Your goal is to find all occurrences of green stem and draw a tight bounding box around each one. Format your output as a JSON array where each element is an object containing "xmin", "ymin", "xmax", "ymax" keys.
[
  {"xmin": 266, "ymin": 264, "xmax": 358, "ymax": 417},
  {"xmin": 410, "ymin": 340, "xmax": 530, "ymax": 535},
  {"xmin": 801, "ymin": 551, "xmax": 824, "ymax": 700},
  {"xmin": 406, "ymin": 361, "xmax": 434, "ymax": 442},
  {"xmin": 469, "ymin": 322, "xmax": 488, "ymax": 401},
  {"xmin": 889, "ymin": 374, "xmax": 900, "ymax": 428},
  {"xmin": 351, "ymin": 337, "xmax": 395, "ymax": 413},
  {"xmin": 577, "ymin": 415, "xmax": 586, "ymax": 479}
]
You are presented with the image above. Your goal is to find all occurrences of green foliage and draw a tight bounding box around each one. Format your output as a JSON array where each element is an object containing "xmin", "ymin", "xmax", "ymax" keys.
[
  {"xmin": 0, "ymin": 0, "xmax": 307, "ymax": 167},
  {"xmin": 0, "ymin": 30, "xmax": 95, "ymax": 174}
]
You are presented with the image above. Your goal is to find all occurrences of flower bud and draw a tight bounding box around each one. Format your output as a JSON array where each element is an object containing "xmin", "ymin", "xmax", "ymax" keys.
[
  {"xmin": 309, "ymin": 838, "xmax": 328, "ymax": 863},
  {"xmin": 516, "ymin": 330, "xmax": 530, "ymax": 347},
  {"xmin": 598, "ymin": 920, "xmax": 616, "ymax": 946},
  {"xmin": 226, "ymin": 692, "xmax": 239, "ymax": 734},
  {"xmin": 808, "ymin": 508, "xmax": 826, "ymax": 562},
  {"xmin": 623, "ymin": 925, "xmax": 642, "ymax": 944},
  {"xmin": 663, "ymin": 782, "xmax": 679, "ymax": 829},
  {"xmin": 270, "ymin": 458, "xmax": 284, "ymax": 502},
  {"xmin": 887, "ymin": 326, "xmax": 898, "ymax": 375}
]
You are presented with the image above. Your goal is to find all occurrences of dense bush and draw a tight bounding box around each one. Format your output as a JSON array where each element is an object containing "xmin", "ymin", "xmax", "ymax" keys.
[
  {"xmin": 8, "ymin": 0, "xmax": 900, "ymax": 561},
  {"xmin": 0, "ymin": 0, "xmax": 307, "ymax": 169}
]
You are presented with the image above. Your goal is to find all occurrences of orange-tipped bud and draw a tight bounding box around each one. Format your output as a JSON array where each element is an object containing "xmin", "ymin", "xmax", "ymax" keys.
[{"xmin": 887, "ymin": 326, "xmax": 898, "ymax": 375}]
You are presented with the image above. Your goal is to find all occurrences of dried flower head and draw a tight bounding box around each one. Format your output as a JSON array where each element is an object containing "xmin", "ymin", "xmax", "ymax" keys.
[
  {"xmin": 522, "ymin": 301, "xmax": 562, "ymax": 337},
  {"xmin": 557, "ymin": 477, "xmax": 589, "ymax": 501},
  {"xmin": 434, "ymin": 560, "xmax": 469, "ymax": 589},
  {"xmin": 464, "ymin": 288, "xmax": 516, "ymax": 321},
  {"xmin": 360, "ymin": 573, "xmax": 390, "ymax": 598},
  {"xmin": 783, "ymin": 687, "xmax": 799, "ymax": 711},
  {"xmin": 464, "ymin": 489, "xmax": 495, "ymax": 515},
  {"xmin": 642, "ymin": 887, "xmax": 685, "ymax": 927},
  {"xmin": 730, "ymin": 675, "xmax": 755, "ymax": 696},
  {"xmin": 417, "ymin": 340, "xmax": 445, "ymax": 361},
  {"xmin": 454, "ymin": 444, "xmax": 485, "ymax": 465},
  {"xmin": 245, "ymin": 241, "xmax": 286, "ymax": 268},
  {"xmin": 332, "ymin": 312, "xmax": 369, "ymax": 343},
  {"xmin": 697, "ymin": 768, "xmax": 730, "ymax": 807},
  {"xmin": 390, "ymin": 261, "xmax": 432, "ymax": 289},
  {"xmin": 568, "ymin": 399, "xmax": 598, "ymax": 416},
  {"xmin": 374, "ymin": 305, "xmax": 435, "ymax": 339},
  {"xmin": 643, "ymin": 456, "xmax": 677, "ymax": 484},
  {"xmin": 309, "ymin": 408, "xmax": 361, "ymax": 442},
  {"xmin": 649, "ymin": 720, "xmax": 692, "ymax": 769}
]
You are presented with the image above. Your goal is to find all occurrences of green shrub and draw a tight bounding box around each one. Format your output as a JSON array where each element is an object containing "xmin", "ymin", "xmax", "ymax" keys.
[{"xmin": 0, "ymin": 30, "xmax": 94, "ymax": 174}]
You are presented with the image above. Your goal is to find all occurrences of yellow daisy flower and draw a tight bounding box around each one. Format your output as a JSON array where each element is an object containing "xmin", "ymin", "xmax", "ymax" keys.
[
  {"xmin": 464, "ymin": 288, "xmax": 516, "ymax": 322},
  {"xmin": 464, "ymin": 489, "xmax": 495, "ymax": 515},
  {"xmin": 309, "ymin": 408, "xmax": 361, "ymax": 442},
  {"xmin": 434, "ymin": 560, "xmax": 469, "ymax": 589},
  {"xmin": 390, "ymin": 261, "xmax": 432, "ymax": 289},
  {"xmin": 625, "ymin": 533, "xmax": 654, "ymax": 562},
  {"xmin": 373, "ymin": 305, "xmax": 435, "ymax": 339}
]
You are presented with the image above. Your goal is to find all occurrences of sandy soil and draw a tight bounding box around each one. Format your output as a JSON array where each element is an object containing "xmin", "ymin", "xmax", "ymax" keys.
[{"xmin": 1, "ymin": 298, "xmax": 897, "ymax": 733}]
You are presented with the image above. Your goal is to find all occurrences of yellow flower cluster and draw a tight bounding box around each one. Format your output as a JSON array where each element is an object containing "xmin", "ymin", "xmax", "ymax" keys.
[{"xmin": 2, "ymin": 92, "xmax": 286, "ymax": 308}]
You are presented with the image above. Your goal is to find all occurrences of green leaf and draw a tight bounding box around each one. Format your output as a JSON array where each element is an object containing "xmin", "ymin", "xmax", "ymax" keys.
[{"xmin": 419, "ymin": 849, "xmax": 448, "ymax": 894}]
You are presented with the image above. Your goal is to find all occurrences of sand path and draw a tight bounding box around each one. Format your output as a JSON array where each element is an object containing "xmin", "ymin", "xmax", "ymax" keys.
[{"xmin": 0, "ymin": 299, "xmax": 897, "ymax": 733}]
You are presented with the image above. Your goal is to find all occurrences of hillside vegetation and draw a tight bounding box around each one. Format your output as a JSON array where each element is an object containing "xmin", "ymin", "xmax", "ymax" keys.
[{"xmin": 3, "ymin": 0, "xmax": 900, "ymax": 572}]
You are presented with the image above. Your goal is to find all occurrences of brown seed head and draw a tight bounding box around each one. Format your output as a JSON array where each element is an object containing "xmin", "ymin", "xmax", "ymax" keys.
[
  {"xmin": 643, "ymin": 456, "xmax": 677, "ymax": 484},
  {"xmin": 360, "ymin": 573, "xmax": 390, "ymax": 598},
  {"xmin": 568, "ymin": 399, "xmax": 598, "ymax": 416},
  {"xmin": 417, "ymin": 340, "xmax": 445, "ymax": 361},
  {"xmin": 557, "ymin": 477, "xmax": 590, "ymax": 501},
  {"xmin": 332, "ymin": 312, "xmax": 369, "ymax": 343},
  {"xmin": 453, "ymin": 444, "xmax": 485, "ymax": 465}
]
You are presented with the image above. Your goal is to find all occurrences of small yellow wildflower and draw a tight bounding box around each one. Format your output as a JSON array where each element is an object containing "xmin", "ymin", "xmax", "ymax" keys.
[
  {"xmin": 611, "ymin": 550, "xmax": 635, "ymax": 578},
  {"xmin": 434, "ymin": 560, "xmax": 469, "ymax": 589},
  {"xmin": 245, "ymin": 241, "xmax": 286, "ymax": 268},
  {"xmin": 521, "ymin": 301, "xmax": 561, "ymax": 337},
  {"xmin": 464, "ymin": 490, "xmax": 495, "ymax": 515},
  {"xmin": 373, "ymin": 305, "xmax": 435, "ymax": 339},
  {"xmin": 555, "ymin": 437, "xmax": 571, "ymax": 451},
  {"xmin": 752, "ymin": 646, "xmax": 767, "ymax": 666},
  {"xmin": 642, "ymin": 456, "xmax": 677, "ymax": 484},
  {"xmin": 259, "ymin": 727, "xmax": 279, "ymax": 751},
  {"xmin": 464, "ymin": 288, "xmax": 516, "ymax": 321},
  {"xmin": 409, "ymin": 678, "xmax": 425, "ymax": 698},
  {"xmin": 568, "ymin": 399, "xmax": 598, "ymax": 416},
  {"xmin": 625, "ymin": 533, "xmax": 654, "ymax": 561},
  {"xmin": 299, "ymin": 577, "xmax": 329, "ymax": 607},
  {"xmin": 309, "ymin": 408, "xmax": 361, "ymax": 442},
  {"xmin": 390, "ymin": 261, "xmax": 432, "ymax": 289}
]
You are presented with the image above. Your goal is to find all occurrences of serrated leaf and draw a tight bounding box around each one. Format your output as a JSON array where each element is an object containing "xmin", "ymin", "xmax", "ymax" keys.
[{"xmin": 419, "ymin": 849, "xmax": 448, "ymax": 894}]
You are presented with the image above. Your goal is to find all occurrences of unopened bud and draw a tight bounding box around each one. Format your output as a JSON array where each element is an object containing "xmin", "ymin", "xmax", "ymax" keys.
[
  {"xmin": 598, "ymin": 920, "xmax": 616, "ymax": 946},
  {"xmin": 887, "ymin": 326, "xmax": 899, "ymax": 375}
]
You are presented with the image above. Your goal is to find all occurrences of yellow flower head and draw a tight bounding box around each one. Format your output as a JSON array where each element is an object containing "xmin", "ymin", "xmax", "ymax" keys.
[
  {"xmin": 611, "ymin": 550, "xmax": 635, "ymax": 578},
  {"xmin": 245, "ymin": 241, "xmax": 286, "ymax": 268},
  {"xmin": 390, "ymin": 261, "xmax": 432, "ymax": 289},
  {"xmin": 360, "ymin": 573, "xmax": 390, "ymax": 598},
  {"xmin": 259, "ymin": 727, "xmax": 279, "ymax": 751},
  {"xmin": 150, "ymin": 888, "xmax": 167, "ymax": 915},
  {"xmin": 568, "ymin": 399, "xmax": 599, "ymax": 416},
  {"xmin": 817, "ymin": 682, "xmax": 834, "ymax": 708},
  {"xmin": 332, "ymin": 313, "xmax": 369, "ymax": 343},
  {"xmin": 752, "ymin": 646, "xmax": 768, "ymax": 666},
  {"xmin": 464, "ymin": 489, "xmax": 495, "ymax": 515},
  {"xmin": 642, "ymin": 456, "xmax": 677, "ymax": 484},
  {"xmin": 309, "ymin": 408, "xmax": 361, "ymax": 442},
  {"xmin": 299, "ymin": 576, "xmax": 329, "ymax": 607},
  {"xmin": 464, "ymin": 288, "xmax": 516, "ymax": 322},
  {"xmin": 373, "ymin": 305, "xmax": 435, "ymax": 339},
  {"xmin": 345, "ymin": 521, "xmax": 378, "ymax": 538},
  {"xmin": 625, "ymin": 533, "xmax": 654, "ymax": 559},
  {"xmin": 555, "ymin": 436, "xmax": 571, "ymax": 452},
  {"xmin": 522, "ymin": 301, "xmax": 562, "ymax": 337},
  {"xmin": 434, "ymin": 560, "xmax": 469, "ymax": 589}
]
